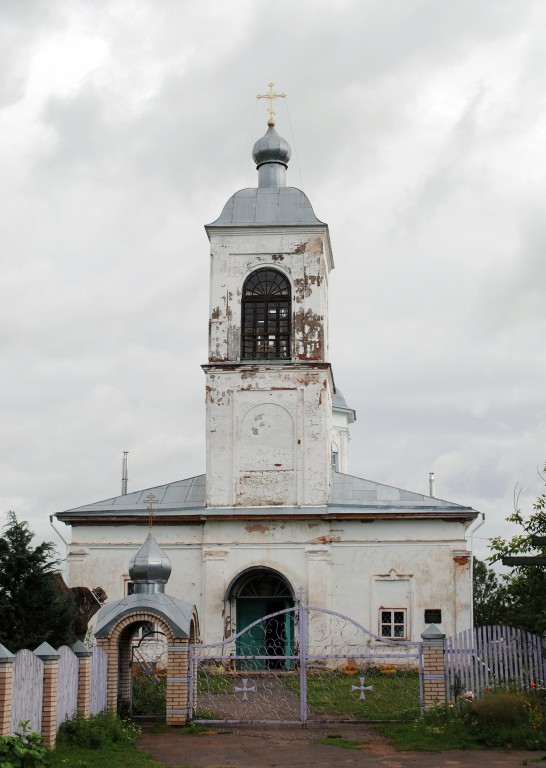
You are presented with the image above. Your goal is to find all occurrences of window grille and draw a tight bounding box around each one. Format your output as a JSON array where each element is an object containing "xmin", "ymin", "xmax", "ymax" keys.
[
  {"xmin": 380, "ymin": 609, "xmax": 407, "ymax": 639},
  {"xmin": 241, "ymin": 269, "xmax": 291, "ymax": 359},
  {"xmin": 236, "ymin": 573, "xmax": 292, "ymax": 598}
]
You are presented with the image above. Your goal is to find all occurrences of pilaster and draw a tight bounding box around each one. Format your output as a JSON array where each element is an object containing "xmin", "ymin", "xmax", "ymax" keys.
[
  {"xmin": 166, "ymin": 639, "xmax": 189, "ymax": 726},
  {"xmin": 72, "ymin": 641, "xmax": 92, "ymax": 718},
  {"xmin": 421, "ymin": 624, "xmax": 446, "ymax": 709},
  {"xmin": 34, "ymin": 642, "xmax": 60, "ymax": 749},
  {"xmin": 0, "ymin": 643, "xmax": 15, "ymax": 736}
]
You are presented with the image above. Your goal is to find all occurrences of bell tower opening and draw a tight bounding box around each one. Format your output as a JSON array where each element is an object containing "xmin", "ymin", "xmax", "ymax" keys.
[{"xmin": 241, "ymin": 268, "xmax": 291, "ymax": 360}]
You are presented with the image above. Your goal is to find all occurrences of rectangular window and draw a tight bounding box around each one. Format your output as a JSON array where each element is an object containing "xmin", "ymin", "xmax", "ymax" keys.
[
  {"xmin": 380, "ymin": 609, "xmax": 407, "ymax": 639},
  {"xmin": 123, "ymin": 575, "xmax": 135, "ymax": 596}
]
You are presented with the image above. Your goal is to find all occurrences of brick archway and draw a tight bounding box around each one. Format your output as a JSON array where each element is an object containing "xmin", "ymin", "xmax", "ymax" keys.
[{"xmin": 96, "ymin": 607, "xmax": 197, "ymax": 725}]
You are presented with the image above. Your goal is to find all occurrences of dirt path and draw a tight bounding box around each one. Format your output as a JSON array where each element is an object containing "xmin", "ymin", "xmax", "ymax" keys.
[{"xmin": 139, "ymin": 723, "xmax": 543, "ymax": 768}]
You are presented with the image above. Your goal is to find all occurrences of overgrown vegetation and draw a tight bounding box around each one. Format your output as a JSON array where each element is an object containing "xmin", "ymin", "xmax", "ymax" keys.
[
  {"xmin": 129, "ymin": 667, "xmax": 167, "ymax": 719},
  {"xmin": 0, "ymin": 512, "xmax": 75, "ymax": 651},
  {"xmin": 472, "ymin": 558, "xmax": 510, "ymax": 627},
  {"xmin": 0, "ymin": 722, "xmax": 49, "ymax": 768},
  {"xmin": 58, "ymin": 711, "xmax": 140, "ymax": 749},
  {"xmin": 378, "ymin": 688, "xmax": 546, "ymax": 751},
  {"xmin": 481, "ymin": 463, "xmax": 546, "ymax": 635},
  {"xmin": 50, "ymin": 711, "xmax": 164, "ymax": 768}
]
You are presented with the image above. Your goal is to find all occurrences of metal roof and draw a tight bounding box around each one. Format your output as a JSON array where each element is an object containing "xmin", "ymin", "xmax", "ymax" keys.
[
  {"xmin": 207, "ymin": 187, "xmax": 324, "ymax": 227},
  {"xmin": 332, "ymin": 387, "xmax": 356, "ymax": 423},
  {"xmin": 56, "ymin": 471, "xmax": 476, "ymax": 522},
  {"xmin": 94, "ymin": 592, "xmax": 195, "ymax": 639}
]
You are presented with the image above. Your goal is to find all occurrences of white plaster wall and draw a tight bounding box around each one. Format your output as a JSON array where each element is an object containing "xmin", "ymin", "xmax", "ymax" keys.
[
  {"xmin": 67, "ymin": 517, "xmax": 471, "ymax": 642},
  {"xmin": 204, "ymin": 365, "xmax": 333, "ymax": 507},
  {"xmin": 332, "ymin": 408, "xmax": 351, "ymax": 475},
  {"xmin": 207, "ymin": 227, "xmax": 332, "ymax": 363}
]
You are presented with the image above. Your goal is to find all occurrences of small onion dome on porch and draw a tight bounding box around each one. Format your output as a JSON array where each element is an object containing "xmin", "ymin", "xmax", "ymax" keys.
[
  {"xmin": 93, "ymin": 592, "xmax": 196, "ymax": 640},
  {"xmin": 94, "ymin": 530, "xmax": 196, "ymax": 640},
  {"xmin": 128, "ymin": 531, "xmax": 171, "ymax": 593}
]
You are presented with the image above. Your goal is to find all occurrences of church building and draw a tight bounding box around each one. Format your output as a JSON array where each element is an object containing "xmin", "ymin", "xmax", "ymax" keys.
[{"xmin": 56, "ymin": 104, "xmax": 478, "ymax": 644}]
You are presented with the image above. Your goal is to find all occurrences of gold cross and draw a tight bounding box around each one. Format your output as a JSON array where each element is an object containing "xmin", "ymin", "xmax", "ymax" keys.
[
  {"xmin": 146, "ymin": 493, "xmax": 156, "ymax": 530},
  {"xmin": 256, "ymin": 82, "xmax": 286, "ymax": 126}
]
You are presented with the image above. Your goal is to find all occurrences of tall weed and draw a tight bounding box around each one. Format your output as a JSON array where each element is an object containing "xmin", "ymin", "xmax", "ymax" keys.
[{"xmin": 58, "ymin": 712, "xmax": 140, "ymax": 750}]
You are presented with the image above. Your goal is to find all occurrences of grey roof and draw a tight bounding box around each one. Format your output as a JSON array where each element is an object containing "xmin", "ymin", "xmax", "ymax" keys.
[
  {"xmin": 332, "ymin": 387, "xmax": 356, "ymax": 423},
  {"xmin": 58, "ymin": 475, "xmax": 207, "ymax": 516},
  {"xmin": 328, "ymin": 471, "xmax": 472, "ymax": 513},
  {"xmin": 332, "ymin": 389, "xmax": 348, "ymax": 409},
  {"xmin": 94, "ymin": 592, "xmax": 195, "ymax": 639},
  {"xmin": 207, "ymin": 187, "xmax": 324, "ymax": 227},
  {"xmin": 56, "ymin": 471, "xmax": 476, "ymax": 521}
]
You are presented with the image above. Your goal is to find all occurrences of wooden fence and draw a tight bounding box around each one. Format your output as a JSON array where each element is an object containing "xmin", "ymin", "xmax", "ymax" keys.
[
  {"xmin": 89, "ymin": 646, "xmax": 108, "ymax": 715},
  {"xmin": 11, "ymin": 650, "xmax": 43, "ymax": 735},
  {"xmin": 0, "ymin": 641, "xmax": 107, "ymax": 748},
  {"xmin": 445, "ymin": 625, "xmax": 546, "ymax": 701}
]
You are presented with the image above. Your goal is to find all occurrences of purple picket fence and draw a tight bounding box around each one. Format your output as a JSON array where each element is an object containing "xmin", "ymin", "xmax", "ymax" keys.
[{"xmin": 446, "ymin": 625, "xmax": 546, "ymax": 701}]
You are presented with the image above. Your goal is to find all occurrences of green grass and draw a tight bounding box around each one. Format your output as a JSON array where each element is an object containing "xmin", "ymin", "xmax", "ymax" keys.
[
  {"xmin": 284, "ymin": 669, "xmax": 420, "ymax": 720},
  {"xmin": 315, "ymin": 733, "xmax": 369, "ymax": 749},
  {"xmin": 50, "ymin": 712, "xmax": 169, "ymax": 767},
  {"xmin": 49, "ymin": 741, "xmax": 167, "ymax": 768},
  {"xmin": 375, "ymin": 716, "xmax": 480, "ymax": 752},
  {"xmin": 376, "ymin": 691, "xmax": 546, "ymax": 752}
]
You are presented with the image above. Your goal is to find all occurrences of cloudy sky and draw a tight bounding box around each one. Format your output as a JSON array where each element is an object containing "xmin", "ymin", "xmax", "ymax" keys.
[{"xmin": 1, "ymin": 0, "xmax": 545, "ymax": 560}]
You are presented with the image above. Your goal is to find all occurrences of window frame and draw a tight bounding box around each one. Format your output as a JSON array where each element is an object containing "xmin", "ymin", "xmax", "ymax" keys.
[
  {"xmin": 241, "ymin": 268, "xmax": 291, "ymax": 360},
  {"xmin": 379, "ymin": 608, "xmax": 408, "ymax": 640}
]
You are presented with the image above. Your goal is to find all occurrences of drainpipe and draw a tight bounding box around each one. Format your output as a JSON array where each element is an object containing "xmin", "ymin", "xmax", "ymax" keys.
[
  {"xmin": 467, "ymin": 512, "xmax": 486, "ymax": 629},
  {"xmin": 49, "ymin": 515, "xmax": 70, "ymax": 571}
]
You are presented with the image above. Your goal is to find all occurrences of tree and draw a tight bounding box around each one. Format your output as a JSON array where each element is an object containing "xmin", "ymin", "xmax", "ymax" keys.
[
  {"xmin": 0, "ymin": 511, "xmax": 75, "ymax": 651},
  {"xmin": 472, "ymin": 558, "xmax": 509, "ymax": 627},
  {"xmin": 489, "ymin": 464, "xmax": 546, "ymax": 634}
]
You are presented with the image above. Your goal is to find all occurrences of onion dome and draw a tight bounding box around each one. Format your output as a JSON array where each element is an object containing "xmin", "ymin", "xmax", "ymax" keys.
[
  {"xmin": 252, "ymin": 125, "xmax": 291, "ymax": 169},
  {"xmin": 128, "ymin": 532, "xmax": 171, "ymax": 594}
]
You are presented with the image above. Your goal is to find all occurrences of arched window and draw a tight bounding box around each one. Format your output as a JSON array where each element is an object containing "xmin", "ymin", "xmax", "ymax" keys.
[{"xmin": 241, "ymin": 269, "xmax": 291, "ymax": 359}]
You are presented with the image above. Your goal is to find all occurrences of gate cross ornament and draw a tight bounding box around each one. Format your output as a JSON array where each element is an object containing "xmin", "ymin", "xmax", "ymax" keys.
[
  {"xmin": 351, "ymin": 676, "xmax": 374, "ymax": 701},
  {"xmin": 233, "ymin": 678, "xmax": 257, "ymax": 702}
]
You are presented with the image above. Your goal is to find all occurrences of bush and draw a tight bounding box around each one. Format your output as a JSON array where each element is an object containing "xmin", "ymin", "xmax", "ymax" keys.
[
  {"xmin": 461, "ymin": 689, "xmax": 546, "ymax": 749},
  {"xmin": 57, "ymin": 712, "xmax": 139, "ymax": 750},
  {"xmin": 473, "ymin": 691, "xmax": 529, "ymax": 727},
  {"xmin": 0, "ymin": 721, "xmax": 48, "ymax": 768}
]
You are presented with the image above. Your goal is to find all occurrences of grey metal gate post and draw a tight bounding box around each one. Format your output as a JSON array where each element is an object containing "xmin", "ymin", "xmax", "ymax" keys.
[
  {"xmin": 298, "ymin": 590, "xmax": 307, "ymax": 725},
  {"xmin": 187, "ymin": 644, "xmax": 195, "ymax": 721}
]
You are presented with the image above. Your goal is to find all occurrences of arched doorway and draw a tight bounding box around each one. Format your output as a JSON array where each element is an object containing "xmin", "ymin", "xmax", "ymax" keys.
[{"xmin": 227, "ymin": 568, "xmax": 295, "ymax": 669}]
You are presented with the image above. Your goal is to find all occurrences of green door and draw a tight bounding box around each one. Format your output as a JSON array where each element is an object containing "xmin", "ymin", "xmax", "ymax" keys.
[{"xmin": 236, "ymin": 599, "xmax": 294, "ymax": 670}]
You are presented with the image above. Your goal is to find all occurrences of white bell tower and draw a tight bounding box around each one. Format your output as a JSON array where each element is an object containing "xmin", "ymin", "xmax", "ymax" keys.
[{"xmin": 203, "ymin": 113, "xmax": 336, "ymax": 508}]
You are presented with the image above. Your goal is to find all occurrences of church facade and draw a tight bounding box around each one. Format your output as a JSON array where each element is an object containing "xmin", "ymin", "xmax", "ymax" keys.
[{"xmin": 56, "ymin": 115, "xmax": 478, "ymax": 644}]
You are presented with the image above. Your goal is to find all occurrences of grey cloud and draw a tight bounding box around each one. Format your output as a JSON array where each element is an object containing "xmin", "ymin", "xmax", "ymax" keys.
[{"xmin": 1, "ymin": 0, "xmax": 545, "ymax": 559}]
